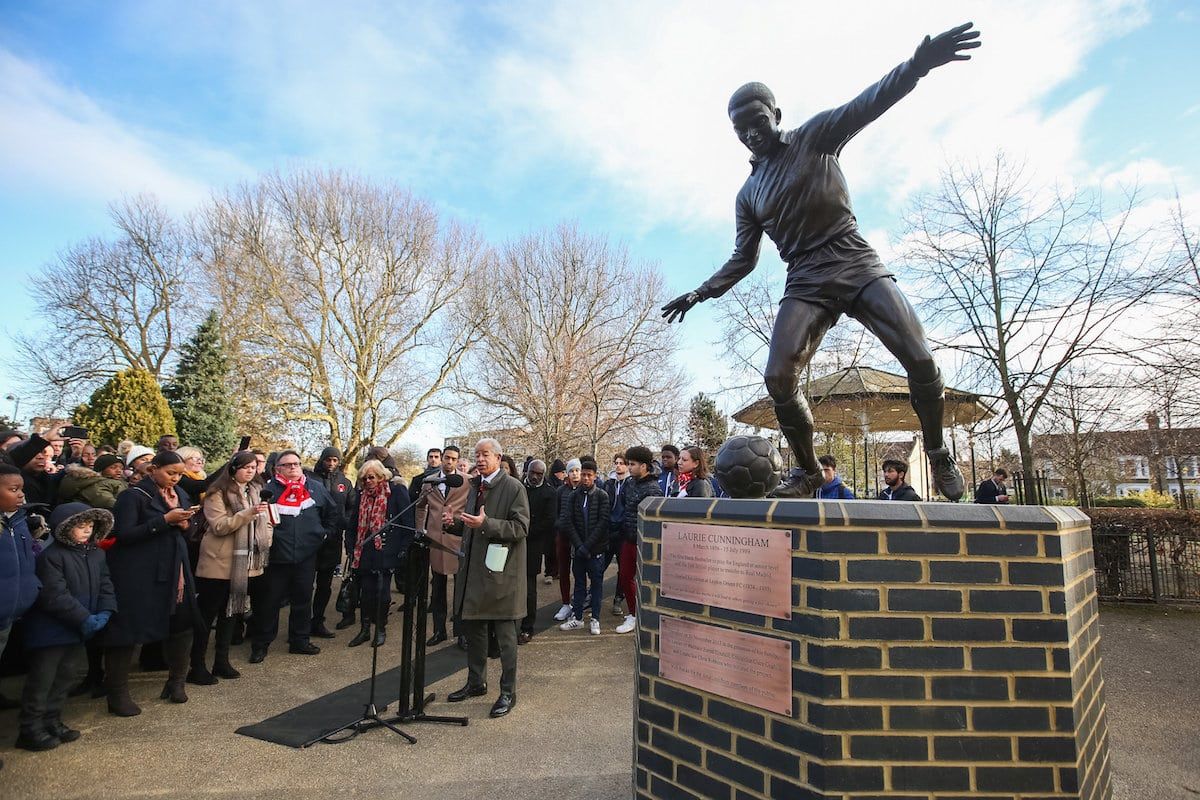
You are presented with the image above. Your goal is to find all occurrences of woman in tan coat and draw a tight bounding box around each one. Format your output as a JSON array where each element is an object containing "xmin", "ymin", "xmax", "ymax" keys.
[{"xmin": 188, "ymin": 452, "xmax": 270, "ymax": 683}]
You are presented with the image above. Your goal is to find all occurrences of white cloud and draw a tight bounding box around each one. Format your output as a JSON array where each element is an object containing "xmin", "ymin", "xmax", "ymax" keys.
[
  {"xmin": 0, "ymin": 49, "xmax": 249, "ymax": 210},
  {"xmin": 483, "ymin": 0, "xmax": 1153, "ymax": 230}
]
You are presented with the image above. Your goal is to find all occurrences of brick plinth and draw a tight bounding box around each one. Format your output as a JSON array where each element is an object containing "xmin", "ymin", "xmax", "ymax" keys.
[{"xmin": 633, "ymin": 499, "xmax": 1111, "ymax": 800}]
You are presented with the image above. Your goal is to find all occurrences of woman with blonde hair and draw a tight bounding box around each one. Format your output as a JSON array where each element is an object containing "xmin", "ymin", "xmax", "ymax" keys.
[
  {"xmin": 188, "ymin": 451, "xmax": 270, "ymax": 684},
  {"xmin": 344, "ymin": 459, "xmax": 414, "ymax": 648}
]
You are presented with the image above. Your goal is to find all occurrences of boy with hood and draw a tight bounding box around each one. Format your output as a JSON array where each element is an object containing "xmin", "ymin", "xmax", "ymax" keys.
[
  {"xmin": 56, "ymin": 454, "xmax": 128, "ymax": 510},
  {"xmin": 17, "ymin": 503, "xmax": 116, "ymax": 751},
  {"xmin": 307, "ymin": 447, "xmax": 355, "ymax": 637},
  {"xmin": 815, "ymin": 455, "xmax": 856, "ymax": 500}
]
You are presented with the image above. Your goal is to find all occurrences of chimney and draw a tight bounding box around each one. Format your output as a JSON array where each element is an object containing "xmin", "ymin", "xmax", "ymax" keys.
[{"xmin": 1146, "ymin": 412, "xmax": 1161, "ymax": 430}]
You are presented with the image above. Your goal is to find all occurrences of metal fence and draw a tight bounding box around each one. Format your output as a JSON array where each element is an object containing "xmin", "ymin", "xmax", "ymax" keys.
[{"xmin": 1092, "ymin": 528, "xmax": 1200, "ymax": 602}]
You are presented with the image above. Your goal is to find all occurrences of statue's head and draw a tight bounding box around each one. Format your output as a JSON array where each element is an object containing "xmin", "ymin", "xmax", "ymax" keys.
[{"xmin": 728, "ymin": 82, "xmax": 783, "ymax": 159}]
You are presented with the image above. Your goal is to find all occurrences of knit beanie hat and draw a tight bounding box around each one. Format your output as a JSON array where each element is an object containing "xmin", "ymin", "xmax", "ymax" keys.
[
  {"xmin": 125, "ymin": 445, "xmax": 154, "ymax": 466},
  {"xmin": 549, "ymin": 458, "xmax": 566, "ymax": 474},
  {"xmin": 94, "ymin": 454, "xmax": 123, "ymax": 473},
  {"xmin": 565, "ymin": 458, "xmax": 582, "ymax": 472}
]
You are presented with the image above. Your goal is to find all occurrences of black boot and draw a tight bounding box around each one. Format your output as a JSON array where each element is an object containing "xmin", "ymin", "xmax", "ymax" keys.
[
  {"xmin": 372, "ymin": 627, "xmax": 386, "ymax": 648},
  {"xmin": 162, "ymin": 630, "xmax": 191, "ymax": 703},
  {"xmin": 335, "ymin": 612, "xmax": 357, "ymax": 630},
  {"xmin": 212, "ymin": 617, "xmax": 240, "ymax": 679},
  {"xmin": 14, "ymin": 728, "xmax": 59, "ymax": 751},
  {"xmin": 348, "ymin": 622, "xmax": 372, "ymax": 648},
  {"xmin": 104, "ymin": 646, "xmax": 141, "ymax": 717},
  {"xmin": 186, "ymin": 660, "xmax": 218, "ymax": 686},
  {"xmin": 46, "ymin": 718, "xmax": 81, "ymax": 743}
]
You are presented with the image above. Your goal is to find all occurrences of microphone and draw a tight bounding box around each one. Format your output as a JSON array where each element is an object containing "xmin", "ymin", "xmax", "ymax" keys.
[
  {"xmin": 423, "ymin": 472, "xmax": 465, "ymax": 488},
  {"xmin": 260, "ymin": 489, "xmax": 280, "ymax": 525}
]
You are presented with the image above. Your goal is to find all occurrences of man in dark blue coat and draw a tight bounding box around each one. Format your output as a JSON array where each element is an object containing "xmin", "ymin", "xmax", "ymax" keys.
[{"xmin": 249, "ymin": 450, "xmax": 338, "ymax": 663}]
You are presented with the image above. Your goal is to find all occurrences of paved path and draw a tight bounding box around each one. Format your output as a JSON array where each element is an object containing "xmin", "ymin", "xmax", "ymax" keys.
[{"xmin": 1, "ymin": 598, "xmax": 1197, "ymax": 798}]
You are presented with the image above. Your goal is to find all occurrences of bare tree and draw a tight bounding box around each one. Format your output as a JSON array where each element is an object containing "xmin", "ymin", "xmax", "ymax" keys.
[
  {"xmin": 1036, "ymin": 367, "xmax": 1130, "ymax": 506},
  {"xmin": 454, "ymin": 224, "xmax": 686, "ymax": 461},
  {"xmin": 903, "ymin": 153, "xmax": 1179, "ymax": 501},
  {"xmin": 17, "ymin": 195, "xmax": 199, "ymax": 411},
  {"xmin": 200, "ymin": 169, "xmax": 486, "ymax": 458},
  {"xmin": 710, "ymin": 270, "xmax": 881, "ymax": 411}
]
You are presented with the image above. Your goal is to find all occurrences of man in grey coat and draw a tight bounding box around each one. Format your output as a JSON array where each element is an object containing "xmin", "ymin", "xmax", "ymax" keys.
[{"xmin": 446, "ymin": 438, "xmax": 530, "ymax": 718}]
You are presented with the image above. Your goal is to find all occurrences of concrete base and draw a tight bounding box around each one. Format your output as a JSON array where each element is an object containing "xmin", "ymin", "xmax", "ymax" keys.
[{"xmin": 635, "ymin": 498, "xmax": 1112, "ymax": 800}]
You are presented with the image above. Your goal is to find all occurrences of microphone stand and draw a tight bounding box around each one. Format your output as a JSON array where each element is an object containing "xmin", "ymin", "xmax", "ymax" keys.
[
  {"xmin": 387, "ymin": 527, "xmax": 469, "ymax": 728},
  {"xmin": 303, "ymin": 498, "xmax": 427, "ymax": 747}
]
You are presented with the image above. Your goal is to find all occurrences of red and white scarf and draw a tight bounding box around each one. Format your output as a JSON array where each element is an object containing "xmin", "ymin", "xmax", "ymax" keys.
[
  {"xmin": 352, "ymin": 482, "xmax": 390, "ymax": 569},
  {"xmin": 275, "ymin": 478, "xmax": 314, "ymax": 516}
]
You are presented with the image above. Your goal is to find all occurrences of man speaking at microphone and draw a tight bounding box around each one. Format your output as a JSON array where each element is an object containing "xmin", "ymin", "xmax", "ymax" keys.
[
  {"xmin": 415, "ymin": 445, "xmax": 469, "ymax": 648},
  {"xmin": 444, "ymin": 438, "xmax": 530, "ymax": 718}
]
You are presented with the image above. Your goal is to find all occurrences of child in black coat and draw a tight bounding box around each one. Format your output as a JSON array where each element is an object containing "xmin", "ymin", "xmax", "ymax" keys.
[{"xmin": 16, "ymin": 503, "xmax": 117, "ymax": 751}]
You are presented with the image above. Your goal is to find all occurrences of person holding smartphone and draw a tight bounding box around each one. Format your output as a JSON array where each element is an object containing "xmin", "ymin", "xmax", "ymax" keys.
[{"xmin": 103, "ymin": 451, "xmax": 202, "ymax": 716}]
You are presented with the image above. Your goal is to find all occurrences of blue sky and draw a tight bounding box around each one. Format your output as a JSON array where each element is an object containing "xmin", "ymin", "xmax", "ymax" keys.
[{"xmin": 1, "ymin": 0, "xmax": 1198, "ymax": 435}]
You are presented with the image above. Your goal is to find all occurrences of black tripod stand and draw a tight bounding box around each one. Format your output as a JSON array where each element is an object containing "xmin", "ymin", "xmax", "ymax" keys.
[
  {"xmin": 388, "ymin": 531, "xmax": 469, "ymax": 727},
  {"xmin": 302, "ymin": 557, "xmax": 415, "ymax": 747},
  {"xmin": 302, "ymin": 493, "xmax": 433, "ymax": 748}
]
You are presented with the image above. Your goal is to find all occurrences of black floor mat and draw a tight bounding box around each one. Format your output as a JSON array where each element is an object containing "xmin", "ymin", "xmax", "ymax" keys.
[{"xmin": 236, "ymin": 574, "xmax": 621, "ymax": 747}]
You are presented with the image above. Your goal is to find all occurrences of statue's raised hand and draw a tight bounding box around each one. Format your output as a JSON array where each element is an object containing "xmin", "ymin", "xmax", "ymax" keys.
[
  {"xmin": 661, "ymin": 290, "xmax": 701, "ymax": 324},
  {"xmin": 913, "ymin": 22, "xmax": 981, "ymax": 75}
]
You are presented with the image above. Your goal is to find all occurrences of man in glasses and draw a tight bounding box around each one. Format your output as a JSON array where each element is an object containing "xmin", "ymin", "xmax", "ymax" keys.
[{"xmin": 248, "ymin": 450, "xmax": 338, "ymax": 664}]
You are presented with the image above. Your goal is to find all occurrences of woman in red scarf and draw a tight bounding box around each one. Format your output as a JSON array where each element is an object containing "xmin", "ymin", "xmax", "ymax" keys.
[
  {"xmin": 345, "ymin": 459, "xmax": 413, "ymax": 648},
  {"xmin": 676, "ymin": 447, "xmax": 715, "ymax": 498}
]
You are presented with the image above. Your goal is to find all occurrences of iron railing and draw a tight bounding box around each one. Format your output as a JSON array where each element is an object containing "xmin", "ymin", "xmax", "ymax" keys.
[{"xmin": 1091, "ymin": 527, "xmax": 1200, "ymax": 602}]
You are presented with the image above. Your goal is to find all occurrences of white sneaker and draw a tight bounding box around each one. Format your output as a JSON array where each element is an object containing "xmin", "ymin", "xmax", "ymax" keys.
[
  {"xmin": 559, "ymin": 618, "xmax": 584, "ymax": 631},
  {"xmin": 553, "ymin": 603, "xmax": 573, "ymax": 621},
  {"xmin": 589, "ymin": 619, "xmax": 601, "ymax": 635},
  {"xmin": 616, "ymin": 614, "xmax": 636, "ymax": 634}
]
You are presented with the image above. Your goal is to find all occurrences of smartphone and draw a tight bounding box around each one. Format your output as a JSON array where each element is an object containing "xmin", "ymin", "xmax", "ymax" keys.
[
  {"xmin": 60, "ymin": 425, "xmax": 89, "ymax": 439},
  {"xmin": 238, "ymin": 436, "xmax": 252, "ymax": 451}
]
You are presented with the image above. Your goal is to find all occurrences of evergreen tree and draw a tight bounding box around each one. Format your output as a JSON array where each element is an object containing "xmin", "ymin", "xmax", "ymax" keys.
[
  {"xmin": 164, "ymin": 312, "xmax": 237, "ymax": 458},
  {"xmin": 687, "ymin": 392, "xmax": 729, "ymax": 454},
  {"xmin": 74, "ymin": 368, "xmax": 176, "ymax": 446}
]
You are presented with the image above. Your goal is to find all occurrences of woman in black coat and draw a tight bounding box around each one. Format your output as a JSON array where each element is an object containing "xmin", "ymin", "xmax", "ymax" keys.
[
  {"xmin": 343, "ymin": 459, "xmax": 413, "ymax": 648},
  {"xmin": 676, "ymin": 447, "xmax": 715, "ymax": 498},
  {"xmin": 103, "ymin": 450, "xmax": 200, "ymax": 716}
]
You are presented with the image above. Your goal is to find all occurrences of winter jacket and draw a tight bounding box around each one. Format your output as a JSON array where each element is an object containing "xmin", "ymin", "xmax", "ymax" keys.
[
  {"xmin": 566, "ymin": 484, "xmax": 612, "ymax": 557},
  {"xmin": 105, "ymin": 478, "xmax": 199, "ymax": 646},
  {"xmin": 621, "ymin": 473, "xmax": 664, "ymax": 544},
  {"xmin": 197, "ymin": 482, "xmax": 271, "ymax": 580},
  {"xmin": 658, "ymin": 469, "xmax": 679, "ymax": 498},
  {"xmin": 606, "ymin": 476, "xmax": 629, "ymax": 534},
  {"xmin": 345, "ymin": 484, "xmax": 414, "ymax": 572},
  {"xmin": 451, "ymin": 470, "xmax": 530, "ymax": 621},
  {"xmin": 23, "ymin": 505, "xmax": 117, "ymax": 649},
  {"xmin": 262, "ymin": 476, "xmax": 338, "ymax": 564},
  {"xmin": 524, "ymin": 480, "xmax": 557, "ymax": 542},
  {"xmin": 554, "ymin": 482, "xmax": 578, "ymax": 537},
  {"xmin": 20, "ymin": 467, "xmax": 60, "ymax": 509},
  {"xmin": 677, "ymin": 473, "xmax": 714, "ymax": 498},
  {"xmin": 56, "ymin": 464, "xmax": 127, "ymax": 509},
  {"xmin": 817, "ymin": 476, "xmax": 856, "ymax": 500},
  {"xmin": 1, "ymin": 509, "xmax": 41, "ymax": 629},
  {"xmin": 877, "ymin": 482, "xmax": 921, "ymax": 501},
  {"xmin": 309, "ymin": 448, "xmax": 356, "ymax": 570}
]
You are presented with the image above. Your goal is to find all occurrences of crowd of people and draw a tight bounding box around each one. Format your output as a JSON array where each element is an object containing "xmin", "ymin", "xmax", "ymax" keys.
[
  {"xmin": 0, "ymin": 421, "xmax": 1015, "ymax": 764},
  {"xmin": 0, "ymin": 425, "xmax": 733, "ymax": 760}
]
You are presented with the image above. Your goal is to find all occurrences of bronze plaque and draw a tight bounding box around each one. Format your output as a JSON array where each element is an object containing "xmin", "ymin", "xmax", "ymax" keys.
[
  {"xmin": 659, "ymin": 615, "xmax": 793, "ymax": 717},
  {"xmin": 661, "ymin": 522, "xmax": 791, "ymax": 619}
]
